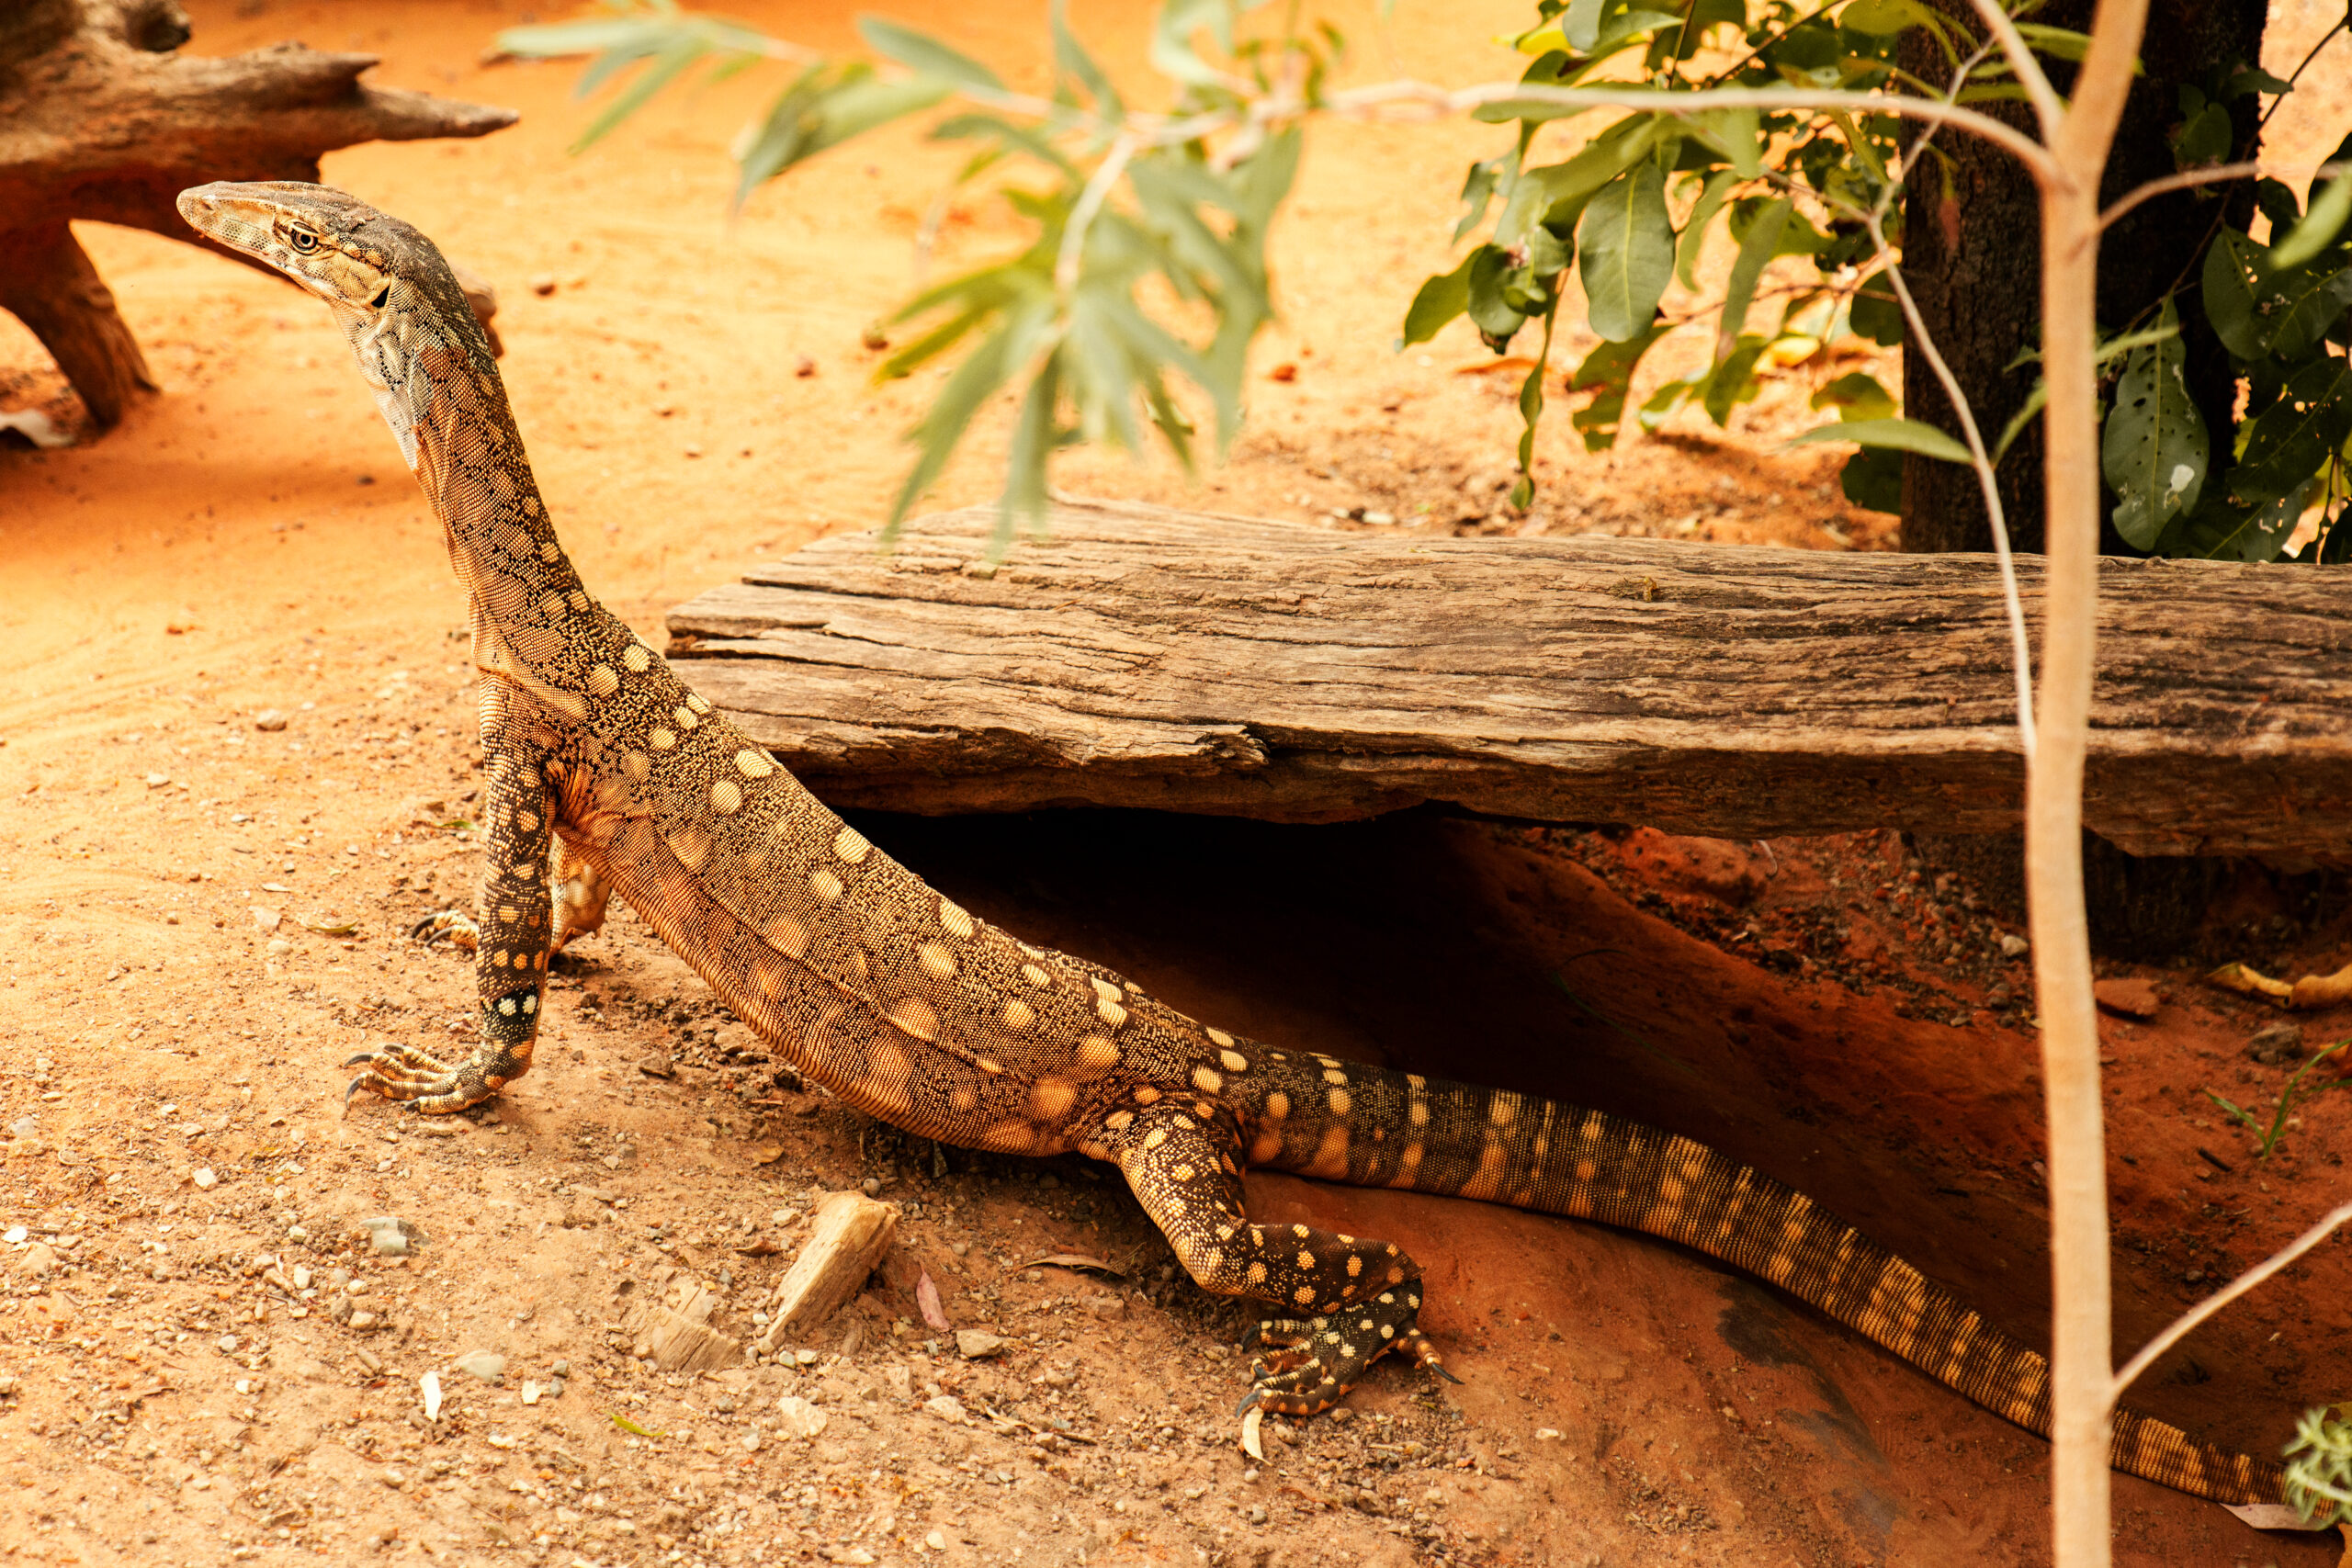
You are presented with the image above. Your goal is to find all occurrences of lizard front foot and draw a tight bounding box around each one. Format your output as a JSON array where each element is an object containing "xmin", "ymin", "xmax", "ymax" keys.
[
  {"xmin": 1235, "ymin": 1285, "xmax": 1459, "ymax": 1416},
  {"xmin": 344, "ymin": 1033, "xmax": 526, "ymax": 1116},
  {"xmin": 410, "ymin": 909, "xmax": 480, "ymax": 953}
]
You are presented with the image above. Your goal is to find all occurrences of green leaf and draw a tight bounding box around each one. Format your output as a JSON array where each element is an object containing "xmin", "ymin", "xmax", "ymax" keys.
[
  {"xmin": 1151, "ymin": 0, "xmax": 1237, "ymax": 86},
  {"xmin": 1567, "ymin": 324, "xmax": 1671, "ymax": 450},
  {"xmin": 1496, "ymin": 118, "xmax": 1664, "ymax": 248},
  {"xmin": 2271, "ymin": 164, "xmax": 2352, "ymax": 272},
  {"xmin": 1812, "ymin": 371, "xmax": 1895, "ymax": 421},
  {"xmin": 2013, "ymin": 22, "xmax": 2126, "ymax": 68},
  {"xmin": 1465, "ymin": 245, "xmax": 1532, "ymax": 345},
  {"xmin": 733, "ymin": 65, "xmax": 950, "ymax": 208},
  {"xmin": 1403, "ymin": 254, "xmax": 1475, "ymax": 345},
  {"xmin": 884, "ymin": 294, "xmax": 1056, "ymax": 536},
  {"xmin": 1839, "ymin": 0, "xmax": 1922, "ymax": 36},
  {"xmin": 1050, "ymin": 0, "xmax": 1123, "ymax": 119},
  {"xmin": 570, "ymin": 35, "xmax": 710, "ymax": 154},
  {"xmin": 1840, "ymin": 446, "xmax": 1902, "ymax": 513},
  {"xmin": 1702, "ymin": 334, "xmax": 1767, "ymax": 425},
  {"xmin": 2173, "ymin": 99, "xmax": 2232, "ymax": 171},
  {"xmin": 2233, "ymin": 355, "xmax": 2352, "ymax": 503},
  {"xmin": 1690, "ymin": 107, "xmax": 1761, "ymax": 179},
  {"xmin": 993, "ymin": 351, "xmax": 1063, "ymax": 557},
  {"xmin": 2202, "ymin": 228, "xmax": 2270, "ymax": 359},
  {"xmin": 1848, "ymin": 270, "xmax": 1904, "ymax": 345},
  {"xmin": 2101, "ymin": 306, "xmax": 2209, "ymax": 549},
  {"xmin": 1715, "ymin": 195, "xmax": 1791, "ymax": 362},
  {"xmin": 1785, "ymin": 416, "xmax": 1973, "ymax": 464},
  {"xmin": 1578, "ymin": 163, "xmax": 1674, "ymax": 343},
  {"xmin": 1526, "ymin": 224, "xmax": 1572, "ymax": 279},
  {"xmin": 856, "ymin": 17, "xmax": 1006, "ymax": 93},
  {"xmin": 2173, "ymin": 479, "xmax": 2313, "ymax": 562},
  {"xmin": 1674, "ymin": 169, "xmax": 1739, "ymax": 291}
]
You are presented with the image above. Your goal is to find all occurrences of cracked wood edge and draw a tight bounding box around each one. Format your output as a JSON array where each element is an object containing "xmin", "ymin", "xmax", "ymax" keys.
[{"xmin": 666, "ymin": 501, "xmax": 2352, "ymax": 857}]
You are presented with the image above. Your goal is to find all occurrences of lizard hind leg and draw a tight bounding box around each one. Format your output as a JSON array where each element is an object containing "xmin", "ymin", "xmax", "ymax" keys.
[{"xmin": 1103, "ymin": 1100, "xmax": 1448, "ymax": 1417}]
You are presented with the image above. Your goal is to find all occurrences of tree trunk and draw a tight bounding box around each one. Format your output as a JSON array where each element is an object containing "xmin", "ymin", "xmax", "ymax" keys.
[
  {"xmin": 1898, "ymin": 0, "xmax": 2267, "ymax": 554},
  {"xmin": 1898, "ymin": 0, "xmax": 2268, "ymax": 953}
]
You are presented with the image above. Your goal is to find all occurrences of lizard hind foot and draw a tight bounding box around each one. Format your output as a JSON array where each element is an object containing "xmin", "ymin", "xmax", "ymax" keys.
[
  {"xmin": 343, "ymin": 1041, "xmax": 503, "ymax": 1116},
  {"xmin": 1238, "ymin": 1286, "xmax": 1445, "ymax": 1416},
  {"xmin": 410, "ymin": 910, "xmax": 480, "ymax": 953}
]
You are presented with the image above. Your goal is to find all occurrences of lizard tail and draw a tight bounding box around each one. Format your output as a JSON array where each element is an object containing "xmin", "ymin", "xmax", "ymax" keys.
[{"xmin": 1261, "ymin": 1063, "xmax": 2281, "ymax": 1506}]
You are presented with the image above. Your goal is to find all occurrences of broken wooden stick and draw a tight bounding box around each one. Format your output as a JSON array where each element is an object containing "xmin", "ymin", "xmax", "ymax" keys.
[{"xmin": 752, "ymin": 1190, "xmax": 897, "ymax": 1355}]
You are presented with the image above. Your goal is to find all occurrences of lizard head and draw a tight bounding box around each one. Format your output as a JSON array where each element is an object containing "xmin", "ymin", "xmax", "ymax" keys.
[{"xmin": 176, "ymin": 181, "xmax": 501, "ymax": 474}]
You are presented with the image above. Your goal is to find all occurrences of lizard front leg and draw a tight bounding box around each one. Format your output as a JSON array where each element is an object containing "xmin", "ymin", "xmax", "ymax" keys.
[
  {"xmin": 1105, "ymin": 1102, "xmax": 1455, "ymax": 1416},
  {"xmin": 349, "ymin": 683, "xmax": 559, "ymax": 1114}
]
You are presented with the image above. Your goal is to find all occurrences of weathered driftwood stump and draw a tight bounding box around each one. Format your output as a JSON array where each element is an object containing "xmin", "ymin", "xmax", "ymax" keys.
[
  {"xmin": 667, "ymin": 500, "xmax": 2352, "ymax": 860},
  {"xmin": 0, "ymin": 0, "xmax": 514, "ymax": 431}
]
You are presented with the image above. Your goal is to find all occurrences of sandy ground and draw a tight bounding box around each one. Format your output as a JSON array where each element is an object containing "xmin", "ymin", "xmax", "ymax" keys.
[{"xmin": 6, "ymin": 2, "xmax": 2352, "ymax": 1565}]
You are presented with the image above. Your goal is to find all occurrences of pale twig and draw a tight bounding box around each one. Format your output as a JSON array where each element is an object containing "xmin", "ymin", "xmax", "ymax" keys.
[
  {"xmin": 1055, "ymin": 131, "xmax": 1137, "ymax": 296},
  {"xmin": 2111, "ymin": 1198, "xmax": 2352, "ymax": 1401},
  {"xmin": 2099, "ymin": 159, "xmax": 2347, "ymax": 231},
  {"xmin": 1962, "ymin": 0, "xmax": 2064, "ymax": 141},
  {"xmin": 1864, "ymin": 216, "xmax": 2039, "ymax": 758}
]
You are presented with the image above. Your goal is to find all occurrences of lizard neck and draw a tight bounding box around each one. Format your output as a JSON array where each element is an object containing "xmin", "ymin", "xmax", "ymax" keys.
[{"xmin": 337, "ymin": 281, "xmax": 591, "ymax": 686}]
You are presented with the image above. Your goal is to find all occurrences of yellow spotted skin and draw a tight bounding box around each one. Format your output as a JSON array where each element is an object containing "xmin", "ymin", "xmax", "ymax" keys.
[{"xmin": 179, "ymin": 181, "xmax": 2279, "ymax": 1509}]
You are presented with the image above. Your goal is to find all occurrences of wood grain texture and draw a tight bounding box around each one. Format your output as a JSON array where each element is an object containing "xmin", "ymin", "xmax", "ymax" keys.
[{"xmin": 665, "ymin": 500, "xmax": 2352, "ymax": 858}]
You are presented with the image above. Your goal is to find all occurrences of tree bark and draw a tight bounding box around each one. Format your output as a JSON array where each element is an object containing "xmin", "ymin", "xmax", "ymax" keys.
[
  {"xmin": 0, "ymin": 0, "xmax": 515, "ymax": 433},
  {"xmin": 0, "ymin": 223, "xmax": 155, "ymax": 429},
  {"xmin": 1897, "ymin": 0, "xmax": 2267, "ymax": 554},
  {"xmin": 666, "ymin": 501, "xmax": 2352, "ymax": 858}
]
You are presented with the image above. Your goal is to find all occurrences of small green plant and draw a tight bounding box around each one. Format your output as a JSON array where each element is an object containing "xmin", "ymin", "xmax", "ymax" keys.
[
  {"xmin": 2203, "ymin": 1038, "xmax": 2351, "ymax": 1160},
  {"xmin": 2283, "ymin": 1404, "xmax": 2352, "ymax": 1526}
]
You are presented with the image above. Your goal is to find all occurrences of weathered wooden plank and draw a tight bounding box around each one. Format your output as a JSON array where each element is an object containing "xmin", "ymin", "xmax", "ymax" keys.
[{"xmin": 664, "ymin": 499, "xmax": 2352, "ymax": 857}]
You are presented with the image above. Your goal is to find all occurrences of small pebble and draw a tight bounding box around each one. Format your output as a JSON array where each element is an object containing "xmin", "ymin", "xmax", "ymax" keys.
[
  {"xmin": 253, "ymin": 710, "xmax": 287, "ymax": 732},
  {"xmin": 217, "ymin": 1334, "xmax": 239, "ymax": 1353},
  {"xmin": 192, "ymin": 1168, "xmax": 217, "ymax": 1190},
  {"xmin": 422, "ymin": 1371, "xmax": 443, "ymax": 1421},
  {"xmin": 956, "ymin": 1329, "xmax": 1008, "ymax": 1360},
  {"xmin": 250, "ymin": 908, "xmax": 280, "ymax": 932},
  {"xmin": 3, "ymin": 1226, "xmax": 25, "ymax": 1245},
  {"xmin": 528, "ymin": 274, "xmax": 557, "ymax": 296},
  {"xmin": 772, "ymin": 1395, "xmax": 827, "ymax": 1438},
  {"xmin": 454, "ymin": 1348, "xmax": 506, "ymax": 1383}
]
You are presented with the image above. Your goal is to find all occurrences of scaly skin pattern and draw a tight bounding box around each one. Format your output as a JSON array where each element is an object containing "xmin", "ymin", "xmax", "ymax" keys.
[{"xmin": 176, "ymin": 180, "xmax": 2281, "ymax": 1506}]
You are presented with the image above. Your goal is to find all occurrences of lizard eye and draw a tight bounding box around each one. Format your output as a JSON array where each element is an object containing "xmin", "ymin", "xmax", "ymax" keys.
[{"xmin": 287, "ymin": 227, "xmax": 320, "ymax": 254}]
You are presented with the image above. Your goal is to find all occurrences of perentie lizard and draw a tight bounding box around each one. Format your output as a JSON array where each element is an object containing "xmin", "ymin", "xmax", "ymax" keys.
[{"xmin": 176, "ymin": 179, "xmax": 2286, "ymax": 1507}]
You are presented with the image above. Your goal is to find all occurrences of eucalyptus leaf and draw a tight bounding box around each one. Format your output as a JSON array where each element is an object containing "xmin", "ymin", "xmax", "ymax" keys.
[
  {"xmin": 857, "ymin": 17, "xmax": 1006, "ymax": 92},
  {"xmin": 1578, "ymin": 163, "xmax": 1674, "ymax": 342},
  {"xmin": 1674, "ymin": 170, "xmax": 1739, "ymax": 291},
  {"xmin": 1786, "ymin": 416, "xmax": 1973, "ymax": 464},
  {"xmin": 1702, "ymin": 334, "xmax": 1767, "ymax": 425}
]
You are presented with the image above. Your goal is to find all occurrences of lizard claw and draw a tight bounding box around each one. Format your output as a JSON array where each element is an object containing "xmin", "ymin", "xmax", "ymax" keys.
[
  {"xmin": 343, "ymin": 1039, "xmax": 505, "ymax": 1115},
  {"xmin": 1238, "ymin": 1284, "xmax": 1447, "ymax": 1417},
  {"xmin": 410, "ymin": 909, "xmax": 479, "ymax": 953}
]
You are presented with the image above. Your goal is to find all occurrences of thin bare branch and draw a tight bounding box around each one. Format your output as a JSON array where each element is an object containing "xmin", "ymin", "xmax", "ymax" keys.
[
  {"xmin": 1962, "ymin": 0, "xmax": 2065, "ymax": 141},
  {"xmin": 1867, "ymin": 219, "xmax": 2038, "ymax": 758},
  {"xmin": 2112, "ymin": 1199, "xmax": 2352, "ymax": 1402},
  {"xmin": 2101, "ymin": 159, "xmax": 2347, "ymax": 231},
  {"xmin": 1055, "ymin": 130, "xmax": 1137, "ymax": 296}
]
